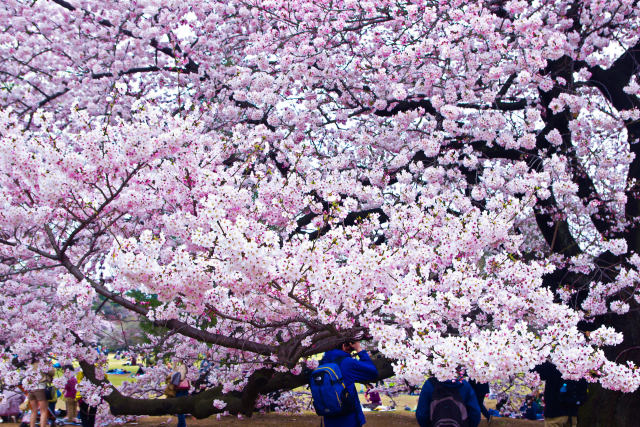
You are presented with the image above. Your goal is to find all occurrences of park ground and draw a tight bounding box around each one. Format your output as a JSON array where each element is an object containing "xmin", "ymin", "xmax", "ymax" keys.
[
  {"xmin": 115, "ymin": 413, "xmax": 542, "ymax": 426},
  {"xmin": 101, "ymin": 358, "xmax": 541, "ymax": 426}
]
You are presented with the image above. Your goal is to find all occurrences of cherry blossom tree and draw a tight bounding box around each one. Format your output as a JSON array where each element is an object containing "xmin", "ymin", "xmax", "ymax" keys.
[{"xmin": 1, "ymin": 0, "xmax": 639, "ymax": 424}]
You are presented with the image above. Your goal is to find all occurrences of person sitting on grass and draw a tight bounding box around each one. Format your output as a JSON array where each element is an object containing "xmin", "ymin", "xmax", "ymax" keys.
[
  {"xmin": 364, "ymin": 384, "xmax": 382, "ymax": 410},
  {"xmin": 520, "ymin": 394, "xmax": 543, "ymax": 420}
]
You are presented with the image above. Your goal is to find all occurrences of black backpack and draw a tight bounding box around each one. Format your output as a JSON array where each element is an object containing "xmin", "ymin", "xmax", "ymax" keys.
[{"xmin": 429, "ymin": 379, "xmax": 469, "ymax": 427}]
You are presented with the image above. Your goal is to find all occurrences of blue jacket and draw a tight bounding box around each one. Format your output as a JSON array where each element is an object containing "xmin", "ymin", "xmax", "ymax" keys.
[
  {"xmin": 416, "ymin": 378, "xmax": 481, "ymax": 427},
  {"xmin": 319, "ymin": 349, "xmax": 379, "ymax": 427}
]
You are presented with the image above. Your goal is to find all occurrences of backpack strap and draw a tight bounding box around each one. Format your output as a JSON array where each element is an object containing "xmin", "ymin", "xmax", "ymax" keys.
[
  {"xmin": 329, "ymin": 356, "xmax": 356, "ymax": 411},
  {"xmin": 324, "ymin": 356, "xmax": 349, "ymax": 379}
]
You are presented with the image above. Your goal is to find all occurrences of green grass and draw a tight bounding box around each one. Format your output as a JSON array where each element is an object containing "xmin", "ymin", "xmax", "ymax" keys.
[
  {"xmin": 60, "ymin": 355, "xmax": 141, "ymax": 387},
  {"xmin": 103, "ymin": 356, "xmax": 141, "ymax": 387}
]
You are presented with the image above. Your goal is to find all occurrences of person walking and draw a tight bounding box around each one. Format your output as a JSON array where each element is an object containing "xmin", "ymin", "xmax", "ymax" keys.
[
  {"xmin": 535, "ymin": 362, "xmax": 587, "ymax": 427},
  {"xmin": 315, "ymin": 340, "xmax": 379, "ymax": 427},
  {"xmin": 416, "ymin": 376, "xmax": 481, "ymax": 427},
  {"xmin": 173, "ymin": 362, "xmax": 190, "ymax": 427},
  {"xmin": 26, "ymin": 362, "xmax": 54, "ymax": 427}
]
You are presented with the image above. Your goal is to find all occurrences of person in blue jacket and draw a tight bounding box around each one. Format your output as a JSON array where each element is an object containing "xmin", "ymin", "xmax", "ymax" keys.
[
  {"xmin": 416, "ymin": 376, "xmax": 481, "ymax": 427},
  {"xmin": 319, "ymin": 340, "xmax": 379, "ymax": 427}
]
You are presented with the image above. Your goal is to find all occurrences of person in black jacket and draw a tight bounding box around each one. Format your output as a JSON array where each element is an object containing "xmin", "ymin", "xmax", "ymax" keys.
[
  {"xmin": 535, "ymin": 362, "xmax": 587, "ymax": 427},
  {"xmin": 468, "ymin": 380, "xmax": 490, "ymax": 421},
  {"xmin": 416, "ymin": 377, "xmax": 481, "ymax": 427}
]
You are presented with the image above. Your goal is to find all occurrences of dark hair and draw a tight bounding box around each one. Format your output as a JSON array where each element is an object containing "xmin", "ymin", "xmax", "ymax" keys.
[
  {"xmin": 496, "ymin": 397, "xmax": 507, "ymax": 411},
  {"xmin": 335, "ymin": 339, "xmax": 354, "ymax": 351}
]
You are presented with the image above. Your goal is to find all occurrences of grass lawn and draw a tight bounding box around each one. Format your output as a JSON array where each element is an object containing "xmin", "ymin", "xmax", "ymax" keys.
[{"xmin": 103, "ymin": 357, "xmax": 141, "ymax": 388}]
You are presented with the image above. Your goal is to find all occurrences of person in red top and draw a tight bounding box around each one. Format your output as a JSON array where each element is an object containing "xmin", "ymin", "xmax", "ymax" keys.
[
  {"xmin": 364, "ymin": 384, "xmax": 382, "ymax": 409},
  {"xmin": 63, "ymin": 376, "xmax": 78, "ymax": 422}
]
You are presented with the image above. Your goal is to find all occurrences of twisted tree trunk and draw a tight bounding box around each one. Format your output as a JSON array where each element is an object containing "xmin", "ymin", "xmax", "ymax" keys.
[{"xmin": 82, "ymin": 355, "xmax": 395, "ymax": 418}]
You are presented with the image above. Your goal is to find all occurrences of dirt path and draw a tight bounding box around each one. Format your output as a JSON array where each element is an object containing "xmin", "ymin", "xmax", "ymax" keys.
[
  {"xmin": 3, "ymin": 412, "xmax": 541, "ymax": 426},
  {"xmin": 121, "ymin": 413, "xmax": 542, "ymax": 426}
]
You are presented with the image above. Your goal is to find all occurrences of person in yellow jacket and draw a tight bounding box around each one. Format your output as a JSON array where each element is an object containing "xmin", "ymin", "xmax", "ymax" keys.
[{"xmin": 76, "ymin": 372, "xmax": 97, "ymax": 427}]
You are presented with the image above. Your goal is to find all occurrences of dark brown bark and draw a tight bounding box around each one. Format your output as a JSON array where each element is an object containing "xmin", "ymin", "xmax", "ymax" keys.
[
  {"xmin": 530, "ymin": 43, "xmax": 640, "ymax": 425},
  {"xmin": 578, "ymin": 311, "xmax": 640, "ymax": 426},
  {"xmin": 579, "ymin": 384, "xmax": 640, "ymax": 427},
  {"xmin": 576, "ymin": 42, "xmax": 640, "ymax": 424}
]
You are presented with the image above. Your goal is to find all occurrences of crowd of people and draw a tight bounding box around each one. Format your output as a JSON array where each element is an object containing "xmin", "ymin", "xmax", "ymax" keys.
[
  {"xmin": 1, "ymin": 343, "xmax": 587, "ymax": 427},
  {"xmin": 0, "ymin": 349, "xmax": 151, "ymax": 427},
  {"xmin": 0, "ymin": 361, "xmax": 103, "ymax": 427},
  {"xmin": 0, "ymin": 352, "xmax": 194, "ymax": 427}
]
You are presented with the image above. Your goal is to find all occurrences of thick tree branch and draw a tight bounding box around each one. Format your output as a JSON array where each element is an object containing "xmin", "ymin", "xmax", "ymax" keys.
[
  {"xmin": 80, "ymin": 355, "xmax": 395, "ymax": 418},
  {"xmin": 588, "ymin": 40, "xmax": 640, "ymax": 142},
  {"xmin": 585, "ymin": 41, "xmax": 640, "ymax": 251}
]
